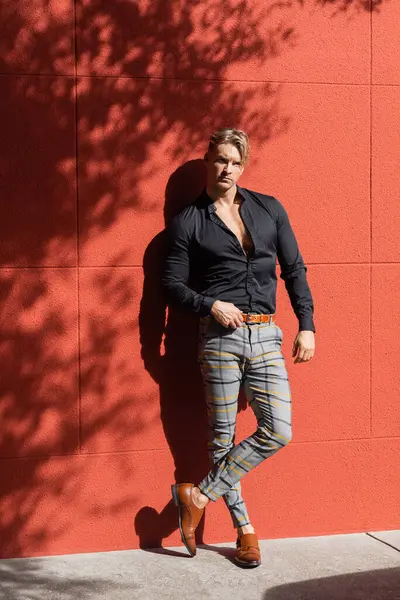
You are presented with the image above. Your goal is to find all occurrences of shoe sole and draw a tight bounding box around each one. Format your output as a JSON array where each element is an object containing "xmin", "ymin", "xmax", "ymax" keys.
[
  {"xmin": 234, "ymin": 554, "xmax": 261, "ymax": 568},
  {"xmin": 171, "ymin": 484, "xmax": 195, "ymax": 557}
]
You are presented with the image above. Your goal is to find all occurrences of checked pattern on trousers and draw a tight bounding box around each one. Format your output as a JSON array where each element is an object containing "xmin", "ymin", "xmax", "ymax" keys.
[{"xmin": 197, "ymin": 317, "xmax": 292, "ymax": 528}]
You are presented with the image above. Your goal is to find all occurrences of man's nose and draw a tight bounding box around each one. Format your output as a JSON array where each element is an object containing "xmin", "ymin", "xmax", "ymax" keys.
[{"xmin": 224, "ymin": 162, "xmax": 233, "ymax": 173}]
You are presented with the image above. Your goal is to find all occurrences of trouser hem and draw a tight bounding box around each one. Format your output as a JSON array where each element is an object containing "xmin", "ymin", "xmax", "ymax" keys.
[{"xmin": 198, "ymin": 484, "xmax": 219, "ymax": 502}]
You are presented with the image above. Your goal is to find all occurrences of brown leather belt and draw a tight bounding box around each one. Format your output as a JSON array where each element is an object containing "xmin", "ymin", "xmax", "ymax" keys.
[{"xmin": 241, "ymin": 313, "xmax": 276, "ymax": 324}]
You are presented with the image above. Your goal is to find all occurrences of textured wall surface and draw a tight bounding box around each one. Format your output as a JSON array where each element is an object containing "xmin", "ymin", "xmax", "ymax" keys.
[{"xmin": 0, "ymin": 0, "xmax": 399, "ymax": 558}]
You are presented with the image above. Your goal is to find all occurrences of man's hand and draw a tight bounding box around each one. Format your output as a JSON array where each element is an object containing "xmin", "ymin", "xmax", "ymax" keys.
[
  {"xmin": 211, "ymin": 300, "xmax": 243, "ymax": 328},
  {"xmin": 292, "ymin": 330, "xmax": 315, "ymax": 364}
]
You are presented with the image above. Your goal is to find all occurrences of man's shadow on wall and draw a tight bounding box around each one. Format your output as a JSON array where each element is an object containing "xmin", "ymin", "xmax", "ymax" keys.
[{"xmin": 135, "ymin": 159, "xmax": 246, "ymax": 552}]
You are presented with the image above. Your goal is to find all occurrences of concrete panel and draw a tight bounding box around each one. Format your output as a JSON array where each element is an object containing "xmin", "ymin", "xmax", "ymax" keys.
[
  {"xmin": 371, "ymin": 265, "xmax": 400, "ymax": 437},
  {"xmin": 367, "ymin": 438, "xmax": 400, "ymax": 532},
  {"xmin": 76, "ymin": 0, "xmax": 370, "ymax": 84},
  {"xmin": 0, "ymin": 75, "xmax": 77, "ymax": 267},
  {"xmin": 224, "ymin": 439, "xmax": 397, "ymax": 542},
  {"xmin": 76, "ymin": 71, "xmax": 165, "ymax": 267},
  {"xmin": 205, "ymin": 440, "xmax": 373, "ymax": 543},
  {"xmin": 0, "ymin": 450, "xmax": 176, "ymax": 559},
  {"xmin": 225, "ymin": 1, "xmax": 371, "ymax": 84},
  {"xmin": 372, "ymin": 0, "xmax": 400, "ymax": 85},
  {"xmin": 259, "ymin": 264, "xmax": 371, "ymax": 444},
  {"xmin": 78, "ymin": 266, "xmax": 211, "ymax": 483},
  {"xmin": 0, "ymin": 0, "xmax": 74, "ymax": 75},
  {"xmin": 0, "ymin": 268, "xmax": 79, "ymax": 457},
  {"xmin": 240, "ymin": 83, "xmax": 371, "ymax": 263},
  {"xmin": 77, "ymin": 77, "xmax": 284, "ymax": 266},
  {"xmin": 79, "ymin": 267, "xmax": 163, "ymax": 453},
  {"xmin": 372, "ymin": 86, "xmax": 400, "ymax": 262}
]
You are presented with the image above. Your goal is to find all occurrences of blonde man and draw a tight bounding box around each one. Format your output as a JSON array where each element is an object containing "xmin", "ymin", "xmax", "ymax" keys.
[{"xmin": 163, "ymin": 129, "xmax": 315, "ymax": 567}]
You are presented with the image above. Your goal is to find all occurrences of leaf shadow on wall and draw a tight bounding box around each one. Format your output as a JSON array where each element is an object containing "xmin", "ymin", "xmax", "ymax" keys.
[
  {"xmin": 0, "ymin": 0, "xmax": 386, "ymax": 560},
  {"xmin": 0, "ymin": 0, "xmax": 290, "ymax": 559}
]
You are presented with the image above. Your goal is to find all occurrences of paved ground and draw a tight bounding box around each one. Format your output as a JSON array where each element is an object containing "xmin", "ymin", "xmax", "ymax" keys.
[{"xmin": 0, "ymin": 532, "xmax": 399, "ymax": 600}]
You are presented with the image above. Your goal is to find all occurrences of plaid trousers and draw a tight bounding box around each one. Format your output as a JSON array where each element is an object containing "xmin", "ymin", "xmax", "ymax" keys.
[{"xmin": 197, "ymin": 317, "xmax": 292, "ymax": 528}]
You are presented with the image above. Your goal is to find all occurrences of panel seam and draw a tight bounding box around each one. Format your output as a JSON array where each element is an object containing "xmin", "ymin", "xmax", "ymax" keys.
[
  {"xmin": 1, "ymin": 435, "xmax": 400, "ymax": 461},
  {"xmin": 369, "ymin": 0, "xmax": 373, "ymax": 439},
  {"xmin": 366, "ymin": 533, "xmax": 400, "ymax": 554},
  {"xmin": 73, "ymin": 0, "xmax": 82, "ymax": 453},
  {"xmin": 0, "ymin": 72, "xmax": 394, "ymax": 87}
]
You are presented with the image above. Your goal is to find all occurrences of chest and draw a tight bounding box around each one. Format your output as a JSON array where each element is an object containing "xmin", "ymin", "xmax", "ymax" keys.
[
  {"xmin": 193, "ymin": 199, "xmax": 278, "ymax": 262},
  {"xmin": 215, "ymin": 204, "xmax": 254, "ymax": 254}
]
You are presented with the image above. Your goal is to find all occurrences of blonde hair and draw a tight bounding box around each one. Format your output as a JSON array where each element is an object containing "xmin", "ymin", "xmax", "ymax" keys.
[{"xmin": 207, "ymin": 128, "xmax": 250, "ymax": 164}]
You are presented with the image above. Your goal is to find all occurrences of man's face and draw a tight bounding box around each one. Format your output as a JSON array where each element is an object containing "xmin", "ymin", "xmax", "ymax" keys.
[{"xmin": 204, "ymin": 143, "xmax": 244, "ymax": 192}]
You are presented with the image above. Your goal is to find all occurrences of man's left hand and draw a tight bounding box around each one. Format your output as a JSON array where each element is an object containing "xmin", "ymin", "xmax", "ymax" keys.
[{"xmin": 292, "ymin": 330, "xmax": 315, "ymax": 364}]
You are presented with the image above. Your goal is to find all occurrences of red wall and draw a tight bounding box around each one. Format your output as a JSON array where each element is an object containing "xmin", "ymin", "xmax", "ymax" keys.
[{"xmin": 1, "ymin": 0, "xmax": 399, "ymax": 558}]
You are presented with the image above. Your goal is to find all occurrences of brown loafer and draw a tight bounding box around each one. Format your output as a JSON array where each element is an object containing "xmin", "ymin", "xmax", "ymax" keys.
[
  {"xmin": 171, "ymin": 483, "xmax": 205, "ymax": 557},
  {"xmin": 234, "ymin": 533, "xmax": 261, "ymax": 568}
]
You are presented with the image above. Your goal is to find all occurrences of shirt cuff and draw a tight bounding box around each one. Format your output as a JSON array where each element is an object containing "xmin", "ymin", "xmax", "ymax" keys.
[
  {"xmin": 299, "ymin": 316, "xmax": 316, "ymax": 333},
  {"xmin": 199, "ymin": 296, "xmax": 215, "ymax": 316}
]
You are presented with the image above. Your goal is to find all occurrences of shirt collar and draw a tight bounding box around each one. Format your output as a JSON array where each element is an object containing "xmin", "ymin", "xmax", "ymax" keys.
[{"xmin": 203, "ymin": 185, "xmax": 248, "ymax": 215}]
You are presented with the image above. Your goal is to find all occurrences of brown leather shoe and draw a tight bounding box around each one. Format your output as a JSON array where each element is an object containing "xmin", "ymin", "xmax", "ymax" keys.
[
  {"xmin": 234, "ymin": 533, "xmax": 261, "ymax": 568},
  {"xmin": 171, "ymin": 483, "xmax": 205, "ymax": 557}
]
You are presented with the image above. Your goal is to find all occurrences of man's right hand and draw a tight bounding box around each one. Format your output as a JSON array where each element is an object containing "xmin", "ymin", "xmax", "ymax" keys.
[{"xmin": 210, "ymin": 300, "xmax": 243, "ymax": 329}]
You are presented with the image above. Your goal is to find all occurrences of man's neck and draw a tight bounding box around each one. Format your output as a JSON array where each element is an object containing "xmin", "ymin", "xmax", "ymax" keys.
[{"xmin": 206, "ymin": 184, "xmax": 238, "ymax": 207}]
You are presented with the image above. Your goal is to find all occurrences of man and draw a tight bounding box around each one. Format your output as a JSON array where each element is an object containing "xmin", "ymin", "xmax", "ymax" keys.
[{"xmin": 163, "ymin": 128, "xmax": 315, "ymax": 568}]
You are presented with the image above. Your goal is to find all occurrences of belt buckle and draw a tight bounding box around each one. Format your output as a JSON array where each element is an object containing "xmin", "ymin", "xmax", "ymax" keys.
[{"xmin": 247, "ymin": 312, "xmax": 259, "ymax": 324}]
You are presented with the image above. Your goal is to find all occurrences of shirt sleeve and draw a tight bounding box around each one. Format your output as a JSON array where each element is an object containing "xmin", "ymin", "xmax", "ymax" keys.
[
  {"xmin": 162, "ymin": 215, "xmax": 215, "ymax": 315},
  {"xmin": 275, "ymin": 200, "xmax": 316, "ymax": 333}
]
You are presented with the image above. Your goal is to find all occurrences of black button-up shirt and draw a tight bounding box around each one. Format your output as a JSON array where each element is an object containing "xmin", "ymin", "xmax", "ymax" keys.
[{"xmin": 163, "ymin": 185, "xmax": 315, "ymax": 332}]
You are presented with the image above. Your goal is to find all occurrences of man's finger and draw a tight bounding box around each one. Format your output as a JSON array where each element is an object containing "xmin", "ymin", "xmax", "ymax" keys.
[
  {"xmin": 231, "ymin": 314, "xmax": 241, "ymax": 327},
  {"xmin": 300, "ymin": 349, "xmax": 314, "ymax": 363},
  {"xmin": 236, "ymin": 313, "xmax": 243, "ymax": 327},
  {"xmin": 294, "ymin": 347, "xmax": 306, "ymax": 363},
  {"xmin": 236, "ymin": 311, "xmax": 244, "ymax": 323}
]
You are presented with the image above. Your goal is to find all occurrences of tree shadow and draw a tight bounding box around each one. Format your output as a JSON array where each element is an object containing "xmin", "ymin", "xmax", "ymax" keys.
[
  {"xmin": 0, "ymin": 0, "xmax": 388, "ymax": 558},
  {"xmin": 263, "ymin": 567, "xmax": 400, "ymax": 599},
  {"xmin": 0, "ymin": 559, "xmax": 135, "ymax": 600},
  {"xmin": 136, "ymin": 159, "xmax": 209, "ymax": 549},
  {"xmin": 0, "ymin": 1, "xmax": 285, "ymax": 558},
  {"xmin": 312, "ymin": 0, "xmax": 384, "ymax": 14}
]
